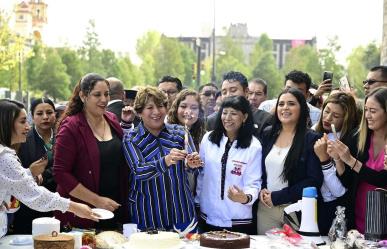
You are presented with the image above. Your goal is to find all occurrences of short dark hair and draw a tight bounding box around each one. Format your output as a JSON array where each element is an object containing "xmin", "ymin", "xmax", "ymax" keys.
[
  {"xmin": 158, "ymin": 75, "xmax": 183, "ymax": 91},
  {"xmin": 30, "ymin": 98, "xmax": 55, "ymax": 115},
  {"xmin": 209, "ymin": 96, "xmax": 254, "ymax": 149},
  {"xmin": 284, "ymin": 70, "xmax": 312, "ymax": 90},
  {"xmin": 222, "ymin": 71, "xmax": 248, "ymax": 90},
  {"xmin": 199, "ymin": 83, "xmax": 218, "ymax": 93},
  {"xmin": 249, "ymin": 78, "xmax": 268, "ymax": 95},
  {"xmin": 271, "ymin": 88, "xmax": 310, "ymax": 183},
  {"xmin": 0, "ymin": 99, "xmax": 25, "ymax": 147},
  {"xmin": 370, "ymin": 66, "xmax": 387, "ymax": 80}
]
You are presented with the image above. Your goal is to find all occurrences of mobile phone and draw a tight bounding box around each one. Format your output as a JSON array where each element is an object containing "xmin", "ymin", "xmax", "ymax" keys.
[
  {"xmin": 339, "ymin": 75, "xmax": 351, "ymax": 92},
  {"xmin": 323, "ymin": 71, "xmax": 333, "ymax": 82}
]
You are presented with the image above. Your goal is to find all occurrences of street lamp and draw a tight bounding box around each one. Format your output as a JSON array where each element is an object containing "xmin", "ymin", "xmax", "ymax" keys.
[
  {"xmin": 211, "ymin": 0, "xmax": 216, "ymax": 84},
  {"xmin": 196, "ymin": 38, "xmax": 201, "ymax": 87}
]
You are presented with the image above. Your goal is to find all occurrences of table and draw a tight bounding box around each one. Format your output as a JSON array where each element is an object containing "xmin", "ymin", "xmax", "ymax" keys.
[{"xmin": 0, "ymin": 234, "xmax": 329, "ymax": 249}]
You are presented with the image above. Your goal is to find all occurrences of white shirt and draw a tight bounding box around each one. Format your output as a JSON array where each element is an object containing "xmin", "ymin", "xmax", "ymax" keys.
[
  {"xmin": 196, "ymin": 132, "xmax": 262, "ymax": 227},
  {"xmin": 265, "ymin": 145, "xmax": 290, "ymax": 191},
  {"xmin": 259, "ymin": 98, "xmax": 321, "ymax": 125},
  {"xmin": 0, "ymin": 145, "xmax": 70, "ymax": 238}
]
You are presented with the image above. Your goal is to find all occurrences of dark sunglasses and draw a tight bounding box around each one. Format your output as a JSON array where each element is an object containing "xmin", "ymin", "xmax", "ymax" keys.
[
  {"xmin": 362, "ymin": 79, "xmax": 387, "ymax": 85},
  {"xmin": 202, "ymin": 91, "xmax": 217, "ymax": 97}
]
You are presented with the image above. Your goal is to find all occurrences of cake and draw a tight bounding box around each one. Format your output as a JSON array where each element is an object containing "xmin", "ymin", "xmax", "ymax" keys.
[
  {"xmin": 127, "ymin": 230, "xmax": 181, "ymax": 249},
  {"xmin": 200, "ymin": 230, "xmax": 250, "ymax": 249}
]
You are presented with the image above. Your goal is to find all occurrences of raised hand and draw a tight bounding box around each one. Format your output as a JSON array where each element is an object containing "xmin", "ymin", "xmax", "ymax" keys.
[
  {"xmin": 227, "ymin": 185, "xmax": 247, "ymax": 203},
  {"xmin": 314, "ymin": 133, "xmax": 329, "ymax": 162}
]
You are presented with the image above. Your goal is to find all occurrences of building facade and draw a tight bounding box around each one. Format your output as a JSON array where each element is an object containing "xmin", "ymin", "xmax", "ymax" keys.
[
  {"xmin": 176, "ymin": 23, "xmax": 316, "ymax": 69},
  {"xmin": 14, "ymin": 0, "xmax": 47, "ymax": 44}
]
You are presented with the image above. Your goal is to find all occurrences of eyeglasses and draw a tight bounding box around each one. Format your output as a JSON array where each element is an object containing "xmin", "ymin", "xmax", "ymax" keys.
[
  {"xmin": 202, "ymin": 91, "xmax": 217, "ymax": 97},
  {"xmin": 362, "ymin": 79, "xmax": 387, "ymax": 85}
]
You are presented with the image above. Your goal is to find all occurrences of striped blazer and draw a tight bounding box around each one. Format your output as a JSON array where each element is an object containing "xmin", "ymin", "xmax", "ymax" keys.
[{"xmin": 123, "ymin": 122, "xmax": 197, "ymax": 231}]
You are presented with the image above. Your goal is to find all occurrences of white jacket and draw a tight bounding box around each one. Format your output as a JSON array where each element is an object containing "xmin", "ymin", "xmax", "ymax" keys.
[{"xmin": 196, "ymin": 132, "xmax": 262, "ymax": 227}]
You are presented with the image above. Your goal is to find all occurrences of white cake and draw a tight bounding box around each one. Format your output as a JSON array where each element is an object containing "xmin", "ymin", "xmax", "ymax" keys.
[
  {"xmin": 127, "ymin": 231, "xmax": 180, "ymax": 249},
  {"xmin": 32, "ymin": 217, "xmax": 60, "ymax": 237}
]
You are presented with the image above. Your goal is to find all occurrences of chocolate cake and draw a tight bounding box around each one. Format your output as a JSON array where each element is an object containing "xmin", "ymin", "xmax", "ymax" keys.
[{"xmin": 200, "ymin": 230, "xmax": 250, "ymax": 248}]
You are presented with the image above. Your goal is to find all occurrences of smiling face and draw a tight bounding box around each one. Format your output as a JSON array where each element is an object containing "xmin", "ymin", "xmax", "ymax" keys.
[
  {"xmin": 177, "ymin": 95, "xmax": 200, "ymax": 128},
  {"xmin": 322, "ymin": 102, "xmax": 345, "ymax": 132},
  {"xmin": 81, "ymin": 80, "xmax": 110, "ymax": 117},
  {"xmin": 277, "ymin": 93, "xmax": 301, "ymax": 126},
  {"xmin": 33, "ymin": 103, "xmax": 56, "ymax": 132},
  {"xmin": 221, "ymin": 107, "xmax": 247, "ymax": 139},
  {"xmin": 139, "ymin": 97, "xmax": 167, "ymax": 135},
  {"xmin": 365, "ymin": 96, "xmax": 387, "ymax": 132},
  {"xmin": 11, "ymin": 109, "xmax": 30, "ymax": 145}
]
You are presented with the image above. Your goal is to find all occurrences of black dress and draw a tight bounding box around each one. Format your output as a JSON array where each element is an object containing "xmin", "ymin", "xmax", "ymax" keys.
[{"xmin": 95, "ymin": 130, "xmax": 126, "ymax": 231}]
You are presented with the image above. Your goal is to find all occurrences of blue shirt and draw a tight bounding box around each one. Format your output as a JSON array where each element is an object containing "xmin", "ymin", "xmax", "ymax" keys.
[{"xmin": 123, "ymin": 122, "xmax": 197, "ymax": 231}]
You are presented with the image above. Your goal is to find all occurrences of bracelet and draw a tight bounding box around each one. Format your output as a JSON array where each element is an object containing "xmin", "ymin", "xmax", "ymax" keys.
[
  {"xmin": 351, "ymin": 159, "xmax": 358, "ymax": 170},
  {"xmin": 242, "ymin": 194, "xmax": 252, "ymax": 204}
]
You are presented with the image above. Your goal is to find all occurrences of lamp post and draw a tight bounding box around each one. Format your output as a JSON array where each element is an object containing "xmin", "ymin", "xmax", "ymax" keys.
[
  {"xmin": 196, "ymin": 38, "xmax": 201, "ymax": 87},
  {"xmin": 211, "ymin": 0, "xmax": 216, "ymax": 84}
]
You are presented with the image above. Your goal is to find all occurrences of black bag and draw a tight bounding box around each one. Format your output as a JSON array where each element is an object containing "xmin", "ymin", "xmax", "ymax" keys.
[{"xmin": 365, "ymin": 188, "xmax": 387, "ymax": 241}]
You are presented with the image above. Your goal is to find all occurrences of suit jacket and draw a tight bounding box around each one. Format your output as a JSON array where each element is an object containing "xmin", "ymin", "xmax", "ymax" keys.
[
  {"xmin": 260, "ymin": 127, "xmax": 323, "ymax": 205},
  {"xmin": 107, "ymin": 100, "xmax": 124, "ymax": 122},
  {"xmin": 53, "ymin": 111, "xmax": 129, "ymax": 228},
  {"xmin": 206, "ymin": 109, "xmax": 273, "ymax": 141}
]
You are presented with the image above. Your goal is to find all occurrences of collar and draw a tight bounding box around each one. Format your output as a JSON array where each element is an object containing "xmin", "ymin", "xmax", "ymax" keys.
[
  {"xmin": 34, "ymin": 126, "xmax": 54, "ymax": 143},
  {"xmin": 108, "ymin": 99, "xmax": 123, "ymax": 106}
]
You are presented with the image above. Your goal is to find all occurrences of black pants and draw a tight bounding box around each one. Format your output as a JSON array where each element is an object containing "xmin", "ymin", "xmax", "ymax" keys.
[{"xmin": 198, "ymin": 215, "xmax": 255, "ymax": 235}]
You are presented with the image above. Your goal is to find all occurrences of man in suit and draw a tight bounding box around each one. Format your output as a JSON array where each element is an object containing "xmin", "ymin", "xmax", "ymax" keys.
[
  {"xmin": 206, "ymin": 71, "xmax": 272, "ymax": 141},
  {"xmin": 107, "ymin": 77, "xmax": 125, "ymax": 122}
]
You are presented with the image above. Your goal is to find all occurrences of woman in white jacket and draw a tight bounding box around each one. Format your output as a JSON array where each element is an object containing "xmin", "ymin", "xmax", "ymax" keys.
[
  {"xmin": 196, "ymin": 96, "xmax": 262, "ymax": 234},
  {"xmin": 0, "ymin": 99, "xmax": 98, "ymax": 238}
]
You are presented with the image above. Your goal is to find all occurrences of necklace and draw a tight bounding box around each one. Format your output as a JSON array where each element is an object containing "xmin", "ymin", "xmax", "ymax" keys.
[{"xmin": 87, "ymin": 118, "xmax": 106, "ymax": 141}]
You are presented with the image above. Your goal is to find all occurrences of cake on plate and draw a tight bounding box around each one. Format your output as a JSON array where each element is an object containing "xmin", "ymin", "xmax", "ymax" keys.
[
  {"xmin": 200, "ymin": 230, "xmax": 250, "ymax": 249},
  {"xmin": 127, "ymin": 230, "xmax": 181, "ymax": 249}
]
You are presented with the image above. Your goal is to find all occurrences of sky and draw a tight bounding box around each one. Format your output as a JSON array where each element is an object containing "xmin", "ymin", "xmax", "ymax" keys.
[{"xmin": 1, "ymin": 0, "xmax": 384, "ymax": 64}]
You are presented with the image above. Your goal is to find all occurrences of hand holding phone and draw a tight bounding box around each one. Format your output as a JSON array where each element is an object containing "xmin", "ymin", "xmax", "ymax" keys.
[{"xmin": 331, "ymin": 123, "xmax": 338, "ymax": 140}]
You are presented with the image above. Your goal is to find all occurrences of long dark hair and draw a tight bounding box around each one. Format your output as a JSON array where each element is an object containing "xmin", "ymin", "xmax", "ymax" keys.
[
  {"xmin": 57, "ymin": 73, "xmax": 109, "ymax": 128},
  {"xmin": 0, "ymin": 99, "xmax": 25, "ymax": 147},
  {"xmin": 167, "ymin": 89, "xmax": 205, "ymax": 150},
  {"xmin": 271, "ymin": 88, "xmax": 309, "ymax": 183},
  {"xmin": 209, "ymin": 96, "xmax": 254, "ymax": 149}
]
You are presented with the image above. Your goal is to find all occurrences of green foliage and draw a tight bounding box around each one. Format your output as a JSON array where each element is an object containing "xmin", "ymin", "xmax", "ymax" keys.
[
  {"xmin": 283, "ymin": 44, "xmax": 322, "ymax": 83},
  {"xmin": 56, "ymin": 47, "xmax": 83, "ymax": 90},
  {"xmin": 153, "ymin": 36, "xmax": 185, "ymax": 82},
  {"xmin": 318, "ymin": 36, "xmax": 345, "ymax": 85},
  {"xmin": 38, "ymin": 48, "xmax": 71, "ymax": 101},
  {"xmin": 216, "ymin": 32, "xmax": 249, "ymax": 81},
  {"xmin": 136, "ymin": 31, "xmax": 161, "ymax": 84},
  {"xmin": 346, "ymin": 43, "xmax": 380, "ymax": 98},
  {"xmin": 179, "ymin": 42, "xmax": 196, "ymax": 88},
  {"xmin": 25, "ymin": 42, "xmax": 45, "ymax": 91},
  {"xmin": 251, "ymin": 34, "xmax": 283, "ymax": 98},
  {"xmin": 79, "ymin": 19, "xmax": 105, "ymax": 75}
]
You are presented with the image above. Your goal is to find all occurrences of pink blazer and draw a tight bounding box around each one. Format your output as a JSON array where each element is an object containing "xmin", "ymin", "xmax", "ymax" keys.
[{"xmin": 53, "ymin": 111, "xmax": 128, "ymax": 228}]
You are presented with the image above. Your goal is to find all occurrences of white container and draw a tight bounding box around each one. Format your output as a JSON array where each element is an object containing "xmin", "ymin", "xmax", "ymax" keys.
[
  {"xmin": 123, "ymin": 223, "xmax": 139, "ymax": 239},
  {"xmin": 32, "ymin": 217, "xmax": 60, "ymax": 237}
]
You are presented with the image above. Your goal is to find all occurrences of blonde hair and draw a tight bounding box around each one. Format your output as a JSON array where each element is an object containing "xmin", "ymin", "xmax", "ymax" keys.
[
  {"xmin": 315, "ymin": 92, "xmax": 358, "ymax": 139},
  {"xmin": 357, "ymin": 87, "xmax": 387, "ymax": 154},
  {"xmin": 134, "ymin": 86, "xmax": 168, "ymax": 114}
]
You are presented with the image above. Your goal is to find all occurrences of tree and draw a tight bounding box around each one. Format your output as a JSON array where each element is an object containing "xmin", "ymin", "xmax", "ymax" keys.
[
  {"xmin": 153, "ymin": 36, "xmax": 185, "ymax": 82},
  {"xmin": 115, "ymin": 55, "xmax": 143, "ymax": 87},
  {"xmin": 136, "ymin": 31, "xmax": 161, "ymax": 84},
  {"xmin": 38, "ymin": 48, "xmax": 71, "ymax": 101},
  {"xmin": 0, "ymin": 12, "xmax": 25, "ymax": 90},
  {"xmin": 318, "ymin": 36, "xmax": 345, "ymax": 84},
  {"xmin": 25, "ymin": 42, "xmax": 45, "ymax": 91},
  {"xmin": 79, "ymin": 19, "xmax": 105, "ymax": 75},
  {"xmin": 250, "ymin": 34, "xmax": 283, "ymax": 97},
  {"xmin": 215, "ymin": 30, "xmax": 250, "ymax": 81},
  {"xmin": 179, "ymin": 42, "xmax": 196, "ymax": 88},
  {"xmin": 282, "ymin": 45, "xmax": 322, "ymax": 83},
  {"xmin": 56, "ymin": 47, "xmax": 83, "ymax": 90}
]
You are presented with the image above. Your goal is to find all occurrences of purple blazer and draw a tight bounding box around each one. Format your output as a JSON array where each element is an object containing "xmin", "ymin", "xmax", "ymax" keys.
[{"xmin": 53, "ymin": 111, "xmax": 128, "ymax": 229}]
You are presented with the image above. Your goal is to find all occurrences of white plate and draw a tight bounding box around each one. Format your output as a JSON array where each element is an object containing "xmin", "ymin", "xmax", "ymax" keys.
[
  {"xmin": 92, "ymin": 208, "xmax": 114, "ymax": 220},
  {"xmin": 9, "ymin": 236, "xmax": 33, "ymax": 246}
]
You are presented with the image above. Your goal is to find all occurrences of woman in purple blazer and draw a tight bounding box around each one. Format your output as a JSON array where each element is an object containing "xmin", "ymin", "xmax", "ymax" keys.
[{"xmin": 54, "ymin": 73, "xmax": 129, "ymax": 229}]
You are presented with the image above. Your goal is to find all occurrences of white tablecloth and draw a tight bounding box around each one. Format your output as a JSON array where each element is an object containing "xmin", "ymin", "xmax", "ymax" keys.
[{"xmin": 0, "ymin": 234, "xmax": 329, "ymax": 249}]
